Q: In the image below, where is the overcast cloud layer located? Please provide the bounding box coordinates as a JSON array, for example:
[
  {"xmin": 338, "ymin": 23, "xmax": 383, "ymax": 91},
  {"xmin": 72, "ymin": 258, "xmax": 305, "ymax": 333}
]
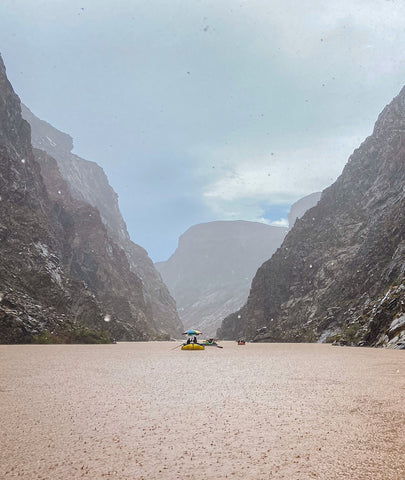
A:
[{"xmin": 1, "ymin": 0, "xmax": 405, "ymax": 261}]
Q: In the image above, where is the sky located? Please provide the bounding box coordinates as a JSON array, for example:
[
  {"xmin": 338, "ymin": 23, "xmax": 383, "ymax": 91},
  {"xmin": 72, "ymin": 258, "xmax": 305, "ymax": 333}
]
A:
[{"xmin": 1, "ymin": 0, "xmax": 405, "ymax": 261}]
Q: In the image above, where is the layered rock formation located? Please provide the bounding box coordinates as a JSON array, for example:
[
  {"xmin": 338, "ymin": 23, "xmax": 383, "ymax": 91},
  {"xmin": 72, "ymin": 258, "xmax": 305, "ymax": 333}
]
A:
[
  {"xmin": 156, "ymin": 221, "xmax": 288, "ymax": 336},
  {"xmin": 0, "ymin": 54, "xmax": 180, "ymax": 343},
  {"xmin": 21, "ymin": 103, "xmax": 182, "ymax": 339},
  {"xmin": 218, "ymin": 87, "xmax": 405, "ymax": 348}
]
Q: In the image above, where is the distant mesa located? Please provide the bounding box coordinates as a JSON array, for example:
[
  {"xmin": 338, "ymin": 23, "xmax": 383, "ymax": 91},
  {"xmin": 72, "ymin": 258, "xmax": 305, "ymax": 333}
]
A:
[
  {"xmin": 156, "ymin": 198, "xmax": 320, "ymax": 338},
  {"xmin": 288, "ymin": 192, "xmax": 321, "ymax": 228}
]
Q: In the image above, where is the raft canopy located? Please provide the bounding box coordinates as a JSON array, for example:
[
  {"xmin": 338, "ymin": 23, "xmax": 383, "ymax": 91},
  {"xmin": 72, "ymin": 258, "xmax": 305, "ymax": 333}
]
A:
[{"xmin": 182, "ymin": 329, "xmax": 202, "ymax": 336}]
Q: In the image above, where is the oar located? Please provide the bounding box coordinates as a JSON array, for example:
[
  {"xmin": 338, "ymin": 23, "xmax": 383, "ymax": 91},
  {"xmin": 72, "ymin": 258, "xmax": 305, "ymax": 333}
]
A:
[{"xmin": 170, "ymin": 343, "xmax": 183, "ymax": 351}]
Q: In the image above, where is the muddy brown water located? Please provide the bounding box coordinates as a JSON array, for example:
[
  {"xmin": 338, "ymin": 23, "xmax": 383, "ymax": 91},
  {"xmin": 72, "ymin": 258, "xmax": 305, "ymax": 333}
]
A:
[{"xmin": 0, "ymin": 342, "xmax": 404, "ymax": 479}]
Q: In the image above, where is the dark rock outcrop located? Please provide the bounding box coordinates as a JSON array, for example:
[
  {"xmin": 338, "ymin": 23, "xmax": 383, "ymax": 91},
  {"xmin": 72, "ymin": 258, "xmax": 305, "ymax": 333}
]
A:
[
  {"xmin": 156, "ymin": 221, "xmax": 288, "ymax": 336},
  {"xmin": 0, "ymin": 54, "xmax": 174, "ymax": 342},
  {"xmin": 33, "ymin": 148, "xmax": 152, "ymax": 340},
  {"xmin": 218, "ymin": 86, "xmax": 405, "ymax": 348},
  {"xmin": 21, "ymin": 103, "xmax": 182, "ymax": 338}
]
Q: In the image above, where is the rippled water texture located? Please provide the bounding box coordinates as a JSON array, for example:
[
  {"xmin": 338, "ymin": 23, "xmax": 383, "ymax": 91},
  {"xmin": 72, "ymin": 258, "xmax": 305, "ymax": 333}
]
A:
[{"xmin": 1, "ymin": 342, "xmax": 404, "ymax": 479}]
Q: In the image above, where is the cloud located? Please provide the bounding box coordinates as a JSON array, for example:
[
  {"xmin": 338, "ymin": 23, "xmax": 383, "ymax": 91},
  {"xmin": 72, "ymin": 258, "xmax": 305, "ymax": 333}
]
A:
[
  {"xmin": 1, "ymin": 0, "xmax": 405, "ymax": 261},
  {"xmin": 200, "ymin": 131, "xmax": 367, "ymax": 221},
  {"xmin": 269, "ymin": 218, "xmax": 289, "ymax": 228}
]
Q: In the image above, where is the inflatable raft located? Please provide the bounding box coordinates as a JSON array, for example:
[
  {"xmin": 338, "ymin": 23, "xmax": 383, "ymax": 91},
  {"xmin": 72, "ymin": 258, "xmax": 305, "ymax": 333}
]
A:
[
  {"xmin": 181, "ymin": 343, "xmax": 205, "ymax": 350},
  {"xmin": 200, "ymin": 340, "xmax": 218, "ymax": 346}
]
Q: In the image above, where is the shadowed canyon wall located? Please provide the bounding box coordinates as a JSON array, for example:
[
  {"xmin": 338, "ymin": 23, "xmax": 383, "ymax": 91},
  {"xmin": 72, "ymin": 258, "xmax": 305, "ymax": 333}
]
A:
[
  {"xmin": 0, "ymin": 54, "xmax": 181, "ymax": 342},
  {"xmin": 21, "ymin": 103, "xmax": 183, "ymax": 339}
]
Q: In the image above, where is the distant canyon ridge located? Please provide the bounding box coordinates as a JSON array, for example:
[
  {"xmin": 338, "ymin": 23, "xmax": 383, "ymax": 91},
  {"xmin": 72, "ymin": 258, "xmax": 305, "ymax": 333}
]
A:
[{"xmin": 156, "ymin": 193, "xmax": 321, "ymax": 337}]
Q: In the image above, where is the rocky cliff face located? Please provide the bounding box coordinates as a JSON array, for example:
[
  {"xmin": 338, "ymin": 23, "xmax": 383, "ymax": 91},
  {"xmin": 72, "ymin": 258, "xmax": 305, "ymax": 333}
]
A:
[
  {"xmin": 21, "ymin": 104, "xmax": 182, "ymax": 338},
  {"xmin": 156, "ymin": 221, "xmax": 288, "ymax": 336},
  {"xmin": 32, "ymin": 148, "xmax": 154, "ymax": 340},
  {"xmin": 0, "ymin": 55, "xmax": 66, "ymax": 342},
  {"xmin": 0, "ymin": 54, "xmax": 172, "ymax": 342},
  {"xmin": 218, "ymin": 87, "xmax": 405, "ymax": 348}
]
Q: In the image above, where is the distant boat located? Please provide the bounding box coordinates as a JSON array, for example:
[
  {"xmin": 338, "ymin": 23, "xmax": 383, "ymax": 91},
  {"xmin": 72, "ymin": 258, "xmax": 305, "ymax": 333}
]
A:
[
  {"xmin": 237, "ymin": 339, "xmax": 246, "ymax": 345},
  {"xmin": 200, "ymin": 338, "xmax": 222, "ymax": 348}
]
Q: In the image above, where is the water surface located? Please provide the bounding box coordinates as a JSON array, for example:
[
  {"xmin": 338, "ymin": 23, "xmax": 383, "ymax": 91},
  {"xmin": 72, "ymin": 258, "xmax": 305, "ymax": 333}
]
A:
[{"xmin": 1, "ymin": 342, "xmax": 404, "ymax": 479}]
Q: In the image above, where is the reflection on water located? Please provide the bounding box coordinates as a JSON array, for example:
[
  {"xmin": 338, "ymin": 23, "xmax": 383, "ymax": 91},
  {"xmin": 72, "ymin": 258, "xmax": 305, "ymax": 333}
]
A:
[{"xmin": 0, "ymin": 342, "xmax": 404, "ymax": 479}]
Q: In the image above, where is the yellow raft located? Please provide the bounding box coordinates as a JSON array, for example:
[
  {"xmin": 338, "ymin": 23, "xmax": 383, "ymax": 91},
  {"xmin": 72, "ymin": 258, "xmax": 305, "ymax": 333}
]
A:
[{"xmin": 181, "ymin": 343, "xmax": 205, "ymax": 350}]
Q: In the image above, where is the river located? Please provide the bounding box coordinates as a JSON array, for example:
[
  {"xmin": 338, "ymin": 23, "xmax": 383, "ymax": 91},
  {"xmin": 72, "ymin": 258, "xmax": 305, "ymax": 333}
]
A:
[{"xmin": 0, "ymin": 342, "xmax": 404, "ymax": 479}]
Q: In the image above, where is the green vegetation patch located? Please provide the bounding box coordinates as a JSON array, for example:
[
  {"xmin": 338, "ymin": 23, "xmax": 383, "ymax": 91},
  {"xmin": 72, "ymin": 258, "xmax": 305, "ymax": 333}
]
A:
[
  {"xmin": 151, "ymin": 332, "xmax": 171, "ymax": 341},
  {"xmin": 344, "ymin": 322, "xmax": 362, "ymax": 344},
  {"xmin": 325, "ymin": 322, "xmax": 363, "ymax": 345},
  {"xmin": 326, "ymin": 334, "xmax": 342, "ymax": 344},
  {"xmin": 32, "ymin": 325, "xmax": 112, "ymax": 344}
]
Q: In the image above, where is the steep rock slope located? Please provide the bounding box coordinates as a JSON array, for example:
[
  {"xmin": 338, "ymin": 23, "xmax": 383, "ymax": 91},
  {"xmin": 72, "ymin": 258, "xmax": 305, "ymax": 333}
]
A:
[
  {"xmin": 21, "ymin": 104, "xmax": 182, "ymax": 338},
  {"xmin": 33, "ymin": 148, "xmax": 152, "ymax": 340},
  {"xmin": 0, "ymin": 55, "xmax": 69, "ymax": 342},
  {"xmin": 0, "ymin": 54, "xmax": 153, "ymax": 342},
  {"xmin": 218, "ymin": 87, "xmax": 405, "ymax": 348},
  {"xmin": 156, "ymin": 221, "xmax": 288, "ymax": 336}
]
